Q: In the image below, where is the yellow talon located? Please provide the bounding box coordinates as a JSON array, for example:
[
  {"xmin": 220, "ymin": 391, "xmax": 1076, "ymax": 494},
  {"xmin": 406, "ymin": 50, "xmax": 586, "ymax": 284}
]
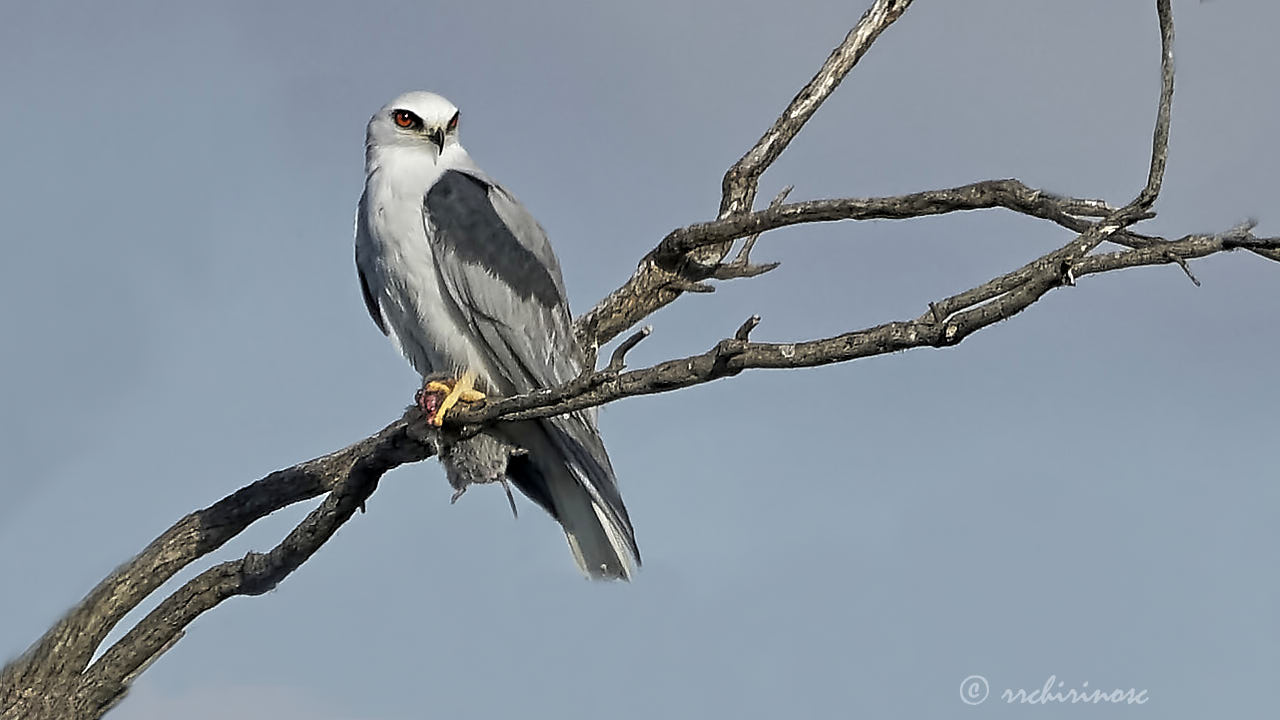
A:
[
  {"xmin": 427, "ymin": 370, "xmax": 485, "ymax": 426},
  {"xmin": 423, "ymin": 381, "xmax": 483, "ymax": 402}
]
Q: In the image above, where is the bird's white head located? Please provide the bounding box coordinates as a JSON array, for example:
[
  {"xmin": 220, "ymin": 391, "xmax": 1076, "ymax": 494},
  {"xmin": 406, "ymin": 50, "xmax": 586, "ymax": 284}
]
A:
[{"xmin": 365, "ymin": 91, "xmax": 466, "ymax": 172}]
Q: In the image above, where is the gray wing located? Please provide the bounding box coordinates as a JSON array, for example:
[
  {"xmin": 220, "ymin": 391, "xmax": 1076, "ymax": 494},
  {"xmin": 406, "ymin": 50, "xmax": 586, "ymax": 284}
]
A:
[
  {"xmin": 423, "ymin": 169, "xmax": 582, "ymax": 394},
  {"xmin": 423, "ymin": 170, "xmax": 637, "ymax": 565}
]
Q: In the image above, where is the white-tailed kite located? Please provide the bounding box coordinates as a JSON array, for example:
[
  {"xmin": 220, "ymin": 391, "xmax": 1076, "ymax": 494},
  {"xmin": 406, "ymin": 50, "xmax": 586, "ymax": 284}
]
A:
[{"xmin": 354, "ymin": 91, "xmax": 639, "ymax": 579}]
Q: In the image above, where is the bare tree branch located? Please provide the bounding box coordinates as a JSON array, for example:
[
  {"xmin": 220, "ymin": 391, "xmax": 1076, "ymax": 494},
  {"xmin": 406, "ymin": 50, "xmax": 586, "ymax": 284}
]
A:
[
  {"xmin": 575, "ymin": 0, "xmax": 915, "ymax": 351},
  {"xmin": 656, "ymin": 180, "xmax": 1131, "ymax": 259},
  {"xmin": 710, "ymin": 186, "xmax": 790, "ymax": 281},
  {"xmin": 0, "ymin": 418, "xmax": 438, "ymax": 719},
  {"xmin": 459, "ymin": 234, "xmax": 1280, "ymax": 425},
  {"xmin": 716, "ymin": 0, "xmax": 915, "ymax": 218},
  {"xmin": 4, "ymin": 2, "xmax": 1275, "ymax": 719}
]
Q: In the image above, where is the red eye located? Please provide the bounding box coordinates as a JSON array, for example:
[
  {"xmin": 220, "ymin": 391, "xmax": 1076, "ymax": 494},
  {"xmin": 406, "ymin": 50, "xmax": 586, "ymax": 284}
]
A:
[
  {"xmin": 446, "ymin": 111, "xmax": 459, "ymax": 132},
  {"xmin": 393, "ymin": 110, "xmax": 419, "ymax": 129}
]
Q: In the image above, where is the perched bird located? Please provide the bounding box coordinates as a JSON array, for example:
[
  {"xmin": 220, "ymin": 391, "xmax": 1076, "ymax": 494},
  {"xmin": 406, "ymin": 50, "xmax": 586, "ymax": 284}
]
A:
[{"xmin": 354, "ymin": 91, "xmax": 639, "ymax": 579}]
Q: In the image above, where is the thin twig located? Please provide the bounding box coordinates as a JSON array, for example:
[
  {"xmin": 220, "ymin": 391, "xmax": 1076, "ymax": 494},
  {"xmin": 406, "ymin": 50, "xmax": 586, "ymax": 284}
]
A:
[{"xmin": 607, "ymin": 326, "xmax": 653, "ymax": 373}]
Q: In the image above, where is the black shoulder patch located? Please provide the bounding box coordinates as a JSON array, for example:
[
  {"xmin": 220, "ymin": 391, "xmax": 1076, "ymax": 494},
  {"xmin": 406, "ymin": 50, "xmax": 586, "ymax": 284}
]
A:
[{"xmin": 425, "ymin": 170, "xmax": 561, "ymax": 307}]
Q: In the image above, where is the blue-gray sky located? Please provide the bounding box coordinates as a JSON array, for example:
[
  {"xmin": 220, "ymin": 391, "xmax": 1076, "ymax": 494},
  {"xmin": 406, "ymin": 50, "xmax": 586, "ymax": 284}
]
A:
[{"xmin": 2, "ymin": 1, "xmax": 1277, "ymax": 717}]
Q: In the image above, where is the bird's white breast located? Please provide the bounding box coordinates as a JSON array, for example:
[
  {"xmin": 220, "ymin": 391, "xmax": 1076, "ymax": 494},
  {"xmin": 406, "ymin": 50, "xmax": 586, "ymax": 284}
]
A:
[{"xmin": 361, "ymin": 165, "xmax": 495, "ymax": 387}]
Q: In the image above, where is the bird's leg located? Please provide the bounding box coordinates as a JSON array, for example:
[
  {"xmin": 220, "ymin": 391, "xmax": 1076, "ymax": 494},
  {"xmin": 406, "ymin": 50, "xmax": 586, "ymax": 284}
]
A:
[{"xmin": 424, "ymin": 369, "xmax": 485, "ymax": 426}]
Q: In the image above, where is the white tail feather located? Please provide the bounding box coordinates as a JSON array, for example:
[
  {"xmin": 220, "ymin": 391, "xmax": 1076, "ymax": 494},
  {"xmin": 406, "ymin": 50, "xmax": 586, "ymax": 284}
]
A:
[
  {"xmin": 500, "ymin": 419, "xmax": 637, "ymax": 580},
  {"xmin": 549, "ymin": 478, "xmax": 634, "ymax": 580}
]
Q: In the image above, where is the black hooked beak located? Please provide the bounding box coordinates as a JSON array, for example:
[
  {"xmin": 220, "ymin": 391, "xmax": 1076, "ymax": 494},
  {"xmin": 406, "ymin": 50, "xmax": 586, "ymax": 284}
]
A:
[{"xmin": 429, "ymin": 127, "xmax": 445, "ymax": 152}]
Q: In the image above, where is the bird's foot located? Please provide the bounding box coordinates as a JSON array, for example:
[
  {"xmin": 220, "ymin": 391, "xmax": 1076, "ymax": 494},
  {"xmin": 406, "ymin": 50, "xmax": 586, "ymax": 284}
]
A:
[{"xmin": 418, "ymin": 370, "xmax": 486, "ymax": 426}]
